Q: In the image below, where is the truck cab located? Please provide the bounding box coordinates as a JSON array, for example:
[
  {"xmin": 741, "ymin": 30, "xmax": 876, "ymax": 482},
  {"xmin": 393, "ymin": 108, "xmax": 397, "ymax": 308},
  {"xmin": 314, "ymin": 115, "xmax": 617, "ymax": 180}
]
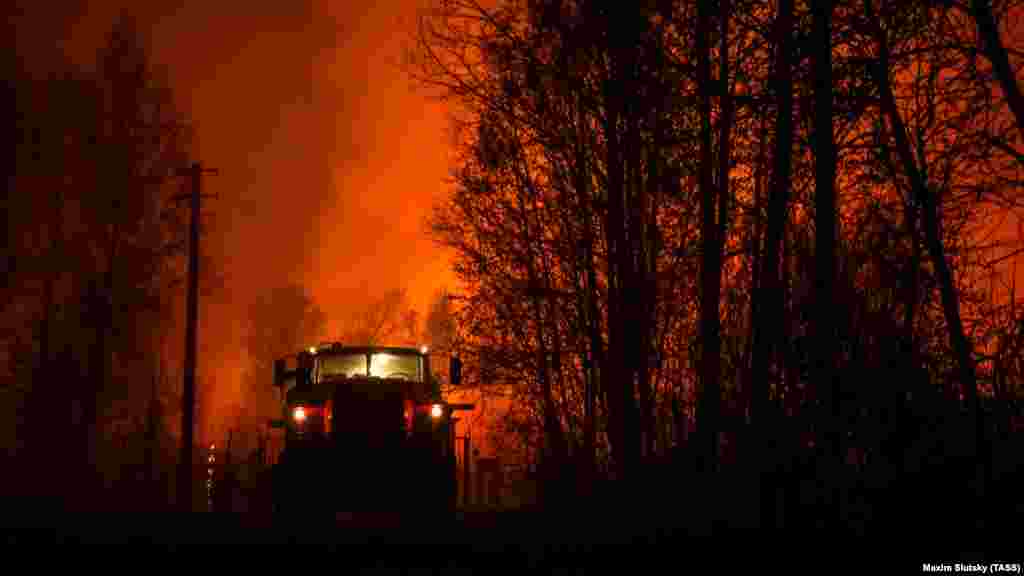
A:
[{"xmin": 269, "ymin": 343, "xmax": 466, "ymax": 516}]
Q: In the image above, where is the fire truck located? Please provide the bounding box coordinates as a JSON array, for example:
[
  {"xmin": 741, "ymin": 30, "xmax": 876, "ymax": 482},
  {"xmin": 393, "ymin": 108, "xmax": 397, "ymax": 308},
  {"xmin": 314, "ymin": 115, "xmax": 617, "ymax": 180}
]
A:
[{"xmin": 268, "ymin": 343, "xmax": 468, "ymax": 516}]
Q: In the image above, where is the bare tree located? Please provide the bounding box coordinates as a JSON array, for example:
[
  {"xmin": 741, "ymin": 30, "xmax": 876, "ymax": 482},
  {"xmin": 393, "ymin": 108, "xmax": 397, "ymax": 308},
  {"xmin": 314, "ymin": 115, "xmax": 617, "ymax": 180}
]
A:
[{"xmin": 337, "ymin": 287, "xmax": 416, "ymax": 346}]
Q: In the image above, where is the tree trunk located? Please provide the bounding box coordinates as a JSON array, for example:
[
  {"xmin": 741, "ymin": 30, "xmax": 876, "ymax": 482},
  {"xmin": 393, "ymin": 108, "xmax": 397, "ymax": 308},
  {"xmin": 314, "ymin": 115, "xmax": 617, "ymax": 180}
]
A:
[
  {"xmin": 812, "ymin": 0, "xmax": 841, "ymax": 526},
  {"xmin": 624, "ymin": 73, "xmax": 648, "ymax": 465},
  {"xmin": 575, "ymin": 93, "xmax": 602, "ymax": 476},
  {"xmin": 750, "ymin": 0, "xmax": 794, "ymax": 528},
  {"xmin": 696, "ymin": 0, "xmax": 722, "ymax": 475},
  {"xmin": 970, "ymin": 0, "xmax": 1024, "ymax": 138},
  {"xmin": 745, "ymin": 115, "xmax": 768, "ymax": 409},
  {"xmin": 717, "ymin": 0, "xmax": 734, "ymax": 265},
  {"xmin": 601, "ymin": 35, "xmax": 632, "ymax": 482}
]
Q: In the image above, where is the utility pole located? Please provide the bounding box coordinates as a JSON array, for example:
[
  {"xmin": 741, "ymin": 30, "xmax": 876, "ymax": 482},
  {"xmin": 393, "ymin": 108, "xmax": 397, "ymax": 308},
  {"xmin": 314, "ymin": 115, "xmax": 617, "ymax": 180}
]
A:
[{"xmin": 177, "ymin": 161, "xmax": 217, "ymax": 512}]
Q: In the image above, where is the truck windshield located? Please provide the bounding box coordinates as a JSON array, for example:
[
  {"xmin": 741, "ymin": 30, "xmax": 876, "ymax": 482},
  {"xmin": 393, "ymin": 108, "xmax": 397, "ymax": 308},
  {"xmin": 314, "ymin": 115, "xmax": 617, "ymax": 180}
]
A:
[
  {"xmin": 317, "ymin": 353, "xmax": 367, "ymax": 379},
  {"xmin": 315, "ymin": 351, "xmax": 423, "ymax": 382},
  {"xmin": 369, "ymin": 353, "xmax": 422, "ymax": 381}
]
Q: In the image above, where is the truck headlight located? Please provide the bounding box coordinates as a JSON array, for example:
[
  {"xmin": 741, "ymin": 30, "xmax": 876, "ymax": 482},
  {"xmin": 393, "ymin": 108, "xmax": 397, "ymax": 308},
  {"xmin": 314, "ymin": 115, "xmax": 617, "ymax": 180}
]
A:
[{"xmin": 431, "ymin": 404, "xmax": 443, "ymax": 419}]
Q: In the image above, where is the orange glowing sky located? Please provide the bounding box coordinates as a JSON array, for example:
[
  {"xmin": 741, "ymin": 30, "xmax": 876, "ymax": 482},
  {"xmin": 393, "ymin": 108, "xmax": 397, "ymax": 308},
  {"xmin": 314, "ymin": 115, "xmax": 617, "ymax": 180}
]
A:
[
  {"xmin": 40, "ymin": 0, "xmax": 459, "ymax": 437},
  {"xmin": 172, "ymin": 1, "xmax": 458, "ymax": 435},
  {"xmin": 17, "ymin": 0, "xmax": 1023, "ymax": 445}
]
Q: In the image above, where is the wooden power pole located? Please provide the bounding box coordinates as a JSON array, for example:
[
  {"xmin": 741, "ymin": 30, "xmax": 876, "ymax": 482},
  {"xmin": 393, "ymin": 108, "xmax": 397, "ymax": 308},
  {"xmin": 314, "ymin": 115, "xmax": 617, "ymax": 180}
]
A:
[{"xmin": 177, "ymin": 161, "xmax": 217, "ymax": 512}]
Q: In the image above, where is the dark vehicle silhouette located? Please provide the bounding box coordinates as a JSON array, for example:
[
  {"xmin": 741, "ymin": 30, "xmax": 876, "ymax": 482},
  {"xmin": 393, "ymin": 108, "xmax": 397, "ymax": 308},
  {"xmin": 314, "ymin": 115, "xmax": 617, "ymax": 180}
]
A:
[{"xmin": 268, "ymin": 343, "xmax": 466, "ymax": 518}]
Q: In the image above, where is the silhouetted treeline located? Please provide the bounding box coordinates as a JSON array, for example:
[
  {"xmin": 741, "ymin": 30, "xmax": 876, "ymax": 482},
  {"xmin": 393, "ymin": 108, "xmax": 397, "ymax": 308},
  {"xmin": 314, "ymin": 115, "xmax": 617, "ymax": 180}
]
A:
[
  {"xmin": 411, "ymin": 0, "xmax": 1024, "ymax": 528},
  {"xmin": 2, "ymin": 13, "xmax": 208, "ymax": 510}
]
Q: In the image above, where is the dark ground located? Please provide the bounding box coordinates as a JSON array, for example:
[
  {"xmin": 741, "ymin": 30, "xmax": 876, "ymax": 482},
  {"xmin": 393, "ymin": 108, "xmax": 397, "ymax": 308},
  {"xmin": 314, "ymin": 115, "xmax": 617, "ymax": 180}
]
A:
[
  {"xmin": 0, "ymin": 508, "xmax": 1013, "ymax": 575},
  {"xmin": 3, "ymin": 414, "xmax": 1021, "ymax": 565},
  {"xmin": 1, "ymin": 472, "xmax": 1017, "ymax": 563}
]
